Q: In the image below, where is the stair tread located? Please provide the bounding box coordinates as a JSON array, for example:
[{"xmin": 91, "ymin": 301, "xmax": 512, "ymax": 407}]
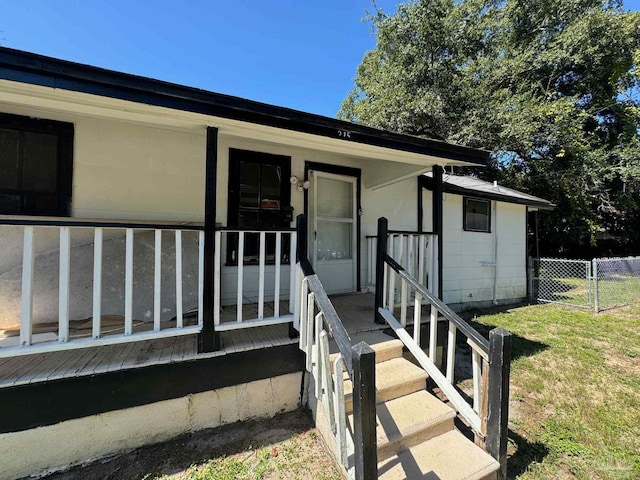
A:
[
  {"xmin": 374, "ymin": 390, "xmax": 456, "ymax": 447},
  {"xmin": 343, "ymin": 357, "xmax": 428, "ymax": 398},
  {"xmin": 377, "ymin": 430, "xmax": 500, "ymax": 480},
  {"xmin": 330, "ymin": 339, "xmax": 403, "ymax": 367}
]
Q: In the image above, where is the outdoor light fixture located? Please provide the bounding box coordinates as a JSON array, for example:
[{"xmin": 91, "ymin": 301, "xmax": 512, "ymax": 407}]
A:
[{"xmin": 289, "ymin": 176, "xmax": 310, "ymax": 192}]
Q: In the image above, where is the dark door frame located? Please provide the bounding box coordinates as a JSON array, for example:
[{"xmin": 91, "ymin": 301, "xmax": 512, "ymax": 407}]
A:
[{"xmin": 303, "ymin": 161, "xmax": 362, "ymax": 292}]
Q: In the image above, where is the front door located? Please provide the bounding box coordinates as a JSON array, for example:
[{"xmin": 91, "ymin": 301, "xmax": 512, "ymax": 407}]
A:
[{"xmin": 309, "ymin": 170, "xmax": 357, "ymax": 294}]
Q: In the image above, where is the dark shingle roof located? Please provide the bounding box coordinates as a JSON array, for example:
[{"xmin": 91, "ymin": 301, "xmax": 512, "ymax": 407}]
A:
[{"xmin": 423, "ymin": 173, "xmax": 554, "ymax": 209}]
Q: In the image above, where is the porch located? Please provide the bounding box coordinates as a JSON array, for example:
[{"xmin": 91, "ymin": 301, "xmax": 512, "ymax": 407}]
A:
[{"xmin": 0, "ymin": 293, "xmax": 389, "ymax": 389}]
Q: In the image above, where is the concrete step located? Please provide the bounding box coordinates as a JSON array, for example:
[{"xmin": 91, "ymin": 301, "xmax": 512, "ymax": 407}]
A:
[
  {"xmin": 347, "ymin": 390, "xmax": 456, "ymax": 462},
  {"xmin": 343, "ymin": 357, "xmax": 427, "ymax": 414},
  {"xmin": 330, "ymin": 339, "xmax": 403, "ymax": 370},
  {"xmin": 377, "ymin": 429, "xmax": 500, "ymax": 480},
  {"xmin": 378, "ymin": 390, "xmax": 457, "ymax": 461}
]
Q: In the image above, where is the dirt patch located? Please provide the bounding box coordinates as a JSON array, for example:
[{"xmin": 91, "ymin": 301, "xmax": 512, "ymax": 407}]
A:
[{"xmin": 35, "ymin": 409, "xmax": 340, "ymax": 480}]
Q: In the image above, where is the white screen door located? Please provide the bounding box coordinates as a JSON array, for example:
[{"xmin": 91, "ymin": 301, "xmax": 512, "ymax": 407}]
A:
[{"xmin": 309, "ymin": 170, "xmax": 357, "ymax": 294}]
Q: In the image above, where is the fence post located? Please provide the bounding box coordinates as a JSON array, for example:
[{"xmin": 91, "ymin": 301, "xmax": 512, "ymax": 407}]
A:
[
  {"xmin": 374, "ymin": 217, "xmax": 388, "ymax": 324},
  {"xmin": 593, "ymin": 258, "xmax": 599, "ymax": 313},
  {"xmin": 486, "ymin": 327, "xmax": 512, "ymax": 480},
  {"xmin": 352, "ymin": 341, "xmax": 377, "ymax": 480}
]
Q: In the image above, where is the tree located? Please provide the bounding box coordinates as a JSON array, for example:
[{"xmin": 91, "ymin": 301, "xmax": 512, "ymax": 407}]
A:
[{"xmin": 340, "ymin": 0, "xmax": 640, "ymax": 257}]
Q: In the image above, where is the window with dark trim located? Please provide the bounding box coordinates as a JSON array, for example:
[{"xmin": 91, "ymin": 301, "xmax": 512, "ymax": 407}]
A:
[
  {"xmin": 227, "ymin": 149, "xmax": 292, "ymax": 265},
  {"xmin": 463, "ymin": 197, "xmax": 491, "ymax": 232},
  {"xmin": 0, "ymin": 113, "xmax": 74, "ymax": 216}
]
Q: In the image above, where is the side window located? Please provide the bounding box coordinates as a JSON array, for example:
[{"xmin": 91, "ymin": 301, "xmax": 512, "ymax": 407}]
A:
[
  {"xmin": 464, "ymin": 197, "xmax": 491, "ymax": 232},
  {"xmin": 0, "ymin": 113, "xmax": 74, "ymax": 216},
  {"xmin": 227, "ymin": 149, "xmax": 291, "ymax": 264}
]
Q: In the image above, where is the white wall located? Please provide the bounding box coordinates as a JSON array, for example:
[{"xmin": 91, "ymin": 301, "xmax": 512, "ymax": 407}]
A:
[{"xmin": 423, "ymin": 190, "xmax": 527, "ymax": 308}]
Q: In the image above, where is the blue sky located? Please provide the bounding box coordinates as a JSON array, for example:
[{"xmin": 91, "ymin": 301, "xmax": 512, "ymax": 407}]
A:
[{"xmin": 1, "ymin": 0, "xmax": 638, "ymax": 118}]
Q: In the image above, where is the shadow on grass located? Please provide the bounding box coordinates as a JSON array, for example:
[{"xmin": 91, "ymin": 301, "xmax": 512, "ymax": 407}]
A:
[
  {"xmin": 506, "ymin": 429, "xmax": 549, "ymax": 479},
  {"xmin": 459, "ymin": 304, "xmax": 549, "ymax": 362}
]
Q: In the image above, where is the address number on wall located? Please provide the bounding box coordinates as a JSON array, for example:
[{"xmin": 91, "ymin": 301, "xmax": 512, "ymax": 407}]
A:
[{"xmin": 337, "ymin": 129, "xmax": 352, "ymax": 139}]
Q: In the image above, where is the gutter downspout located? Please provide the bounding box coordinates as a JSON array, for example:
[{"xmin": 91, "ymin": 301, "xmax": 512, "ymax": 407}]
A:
[{"xmin": 492, "ymin": 198, "xmax": 499, "ymax": 305}]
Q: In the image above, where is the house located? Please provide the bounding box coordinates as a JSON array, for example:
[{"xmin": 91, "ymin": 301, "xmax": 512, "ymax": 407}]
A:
[
  {"xmin": 417, "ymin": 172, "xmax": 554, "ymax": 309},
  {"xmin": 0, "ymin": 47, "xmax": 515, "ymax": 480}
]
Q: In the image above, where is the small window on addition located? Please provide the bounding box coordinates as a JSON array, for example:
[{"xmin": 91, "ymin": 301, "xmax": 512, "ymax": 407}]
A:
[{"xmin": 464, "ymin": 197, "xmax": 491, "ymax": 232}]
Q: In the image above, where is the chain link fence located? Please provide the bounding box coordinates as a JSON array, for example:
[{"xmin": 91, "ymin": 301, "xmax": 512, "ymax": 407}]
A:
[{"xmin": 530, "ymin": 256, "xmax": 640, "ymax": 312}]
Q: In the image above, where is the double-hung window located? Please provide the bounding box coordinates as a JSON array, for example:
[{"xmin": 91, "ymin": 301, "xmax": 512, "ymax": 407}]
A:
[
  {"xmin": 0, "ymin": 113, "xmax": 74, "ymax": 216},
  {"xmin": 227, "ymin": 149, "xmax": 291, "ymax": 265}
]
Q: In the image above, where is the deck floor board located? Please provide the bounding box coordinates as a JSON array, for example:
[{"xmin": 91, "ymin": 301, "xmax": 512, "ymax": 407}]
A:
[{"xmin": 0, "ymin": 293, "xmax": 387, "ymax": 388}]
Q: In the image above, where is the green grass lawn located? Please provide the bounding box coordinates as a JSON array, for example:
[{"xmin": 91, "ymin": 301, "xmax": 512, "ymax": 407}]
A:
[{"xmin": 463, "ymin": 303, "xmax": 640, "ymax": 480}]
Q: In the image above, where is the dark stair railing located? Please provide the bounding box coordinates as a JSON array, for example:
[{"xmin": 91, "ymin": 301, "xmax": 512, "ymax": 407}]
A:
[{"xmin": 296, "ymin": 214, "xmax": 377, "ymax": 480}]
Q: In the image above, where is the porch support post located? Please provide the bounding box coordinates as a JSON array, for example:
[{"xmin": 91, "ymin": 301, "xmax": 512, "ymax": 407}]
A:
[
  {"xmin": 432, "ymin": 165, "xmax": 444, "ymax": 299},
  {"xmin": 417, "ymin": 176, "xmax": 425, "ymax": 233},
  {"xmin": 374, "ymin": 217, "xmax": 388, "ymax": 324},
  {"xmin": 199, "ymin": 126, "xmax": 220, "ymax": 353}
]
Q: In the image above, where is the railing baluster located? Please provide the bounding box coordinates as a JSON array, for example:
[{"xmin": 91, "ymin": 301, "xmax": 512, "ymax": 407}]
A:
[
  {"xmin": 429, "ymin": 306, "xmax": 438, "ymax": 362},
  {"xmin": 274, "ymin": 232, "xmax": 281, "ymax": 318},
  {"xmin": 315, "ymin": 312, "xmax": 322, "ymax": 398},
  {"xmin": 407, "ymin": 234, "xmax": 414, "ymax": 277},
  {"xmin": 299, "ymin": 278, "xmax": 308, "ymax": 352},
  {"xmin": 213, "ymin": 230, "xmax": 221, "ymax": 327},
  {"xmin": 428, "ymin": 235, "xmax": 435, "ymax": 292},
  {"xmin": 306, "ymin": 292, "xmax": 315, "ymax": 372},
  {"xmin": 154, "ymin": 229, "xmax": 162, "ymax": 332},
  {"xmin": 320, "ymin": 330, "xmax": 335, "ymax": 430},
  {"xmin": 124, "ymin": 228, "xmax": 134, "ymax": 335},
  {"xmin": 236, "ymin": 232, "xmax": 244, "ymax": 323},
  {"xmin": 20, "ymin": 226, "xmax": 35, "ymax": 347},
  {"xmin": 258, "ymin": 231, "xmax": 266, "ymax": 320},
  {"xmin": 198, "ymin": 230, "xmax": 204, "ymax": 327},
  {"xmin": 418, "ymin": 235, "xmax": 426, "ymax": 287},
  {"xmin": 289, "ymin": 232, "xmax": 297, "ymax": 315},
  {"xmin": 472, "ymin": 349, "xmax": 482, "ymax": 413},
  {"xmin": 446, "ymin": 321, "xmax": 457, "ymax": 383},
  {"xmin": 175, "ymin": 230, "xmax": 183, "ymax": 329},
  {"xmin": 92, "ymin": 227, "xmax": 103, "ymax": 339},
  {"xmin": 389, "ymin": 249, "xmax": 396, "ymax": 314},
  {"xmin": 433, "ymin": 237, "xmax": 439, "ymax": 298},
  {"xmin": 333, "ymin": 355, "xmax": 347, "ymax": 467},
  {"xmin": 382, "ymin": 262, "xmax": 388, "ymax": 309},
  {"xmin": 400, "ymin": 278, "xmax": 408, "ymax": 327},
  {"xmin": 413, "ymin": 291, "xmax": 422, "ymax": 344},
  {"xmin": 58, "ymin": 226, "xmax": 71, "ymax": 343}
]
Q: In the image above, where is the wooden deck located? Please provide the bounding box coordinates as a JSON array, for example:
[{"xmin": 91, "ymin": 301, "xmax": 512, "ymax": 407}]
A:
[{"xmin": 0, "ymin": 293, "xmax": 386, "ymax": 389}]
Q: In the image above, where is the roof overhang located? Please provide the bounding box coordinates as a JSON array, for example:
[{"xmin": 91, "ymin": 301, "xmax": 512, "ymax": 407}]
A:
[
  {"xmin": 420, "ymin": 175, "xmax": 555, "ymax": 210},
  {"xmin": 0, "ymin": 47, "xmax": 490, "ymax": 176}
]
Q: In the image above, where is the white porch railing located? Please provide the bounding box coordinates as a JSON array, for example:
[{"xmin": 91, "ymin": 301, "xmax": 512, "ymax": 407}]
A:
[
  {"xmin": 0, "ymin": 217, "xmax": 204, "ymax": 358},
  {"xmin": 366, "ymin": 231, "xmax": 438, "ymax": 298},
  {"xmin": 214, "ymin": 228, "xmax": 297, "ymax": 331}
]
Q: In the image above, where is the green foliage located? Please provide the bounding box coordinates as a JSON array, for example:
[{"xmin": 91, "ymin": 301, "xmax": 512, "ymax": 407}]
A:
[{"xmin": 341, "ymin": 0, "xmax": 640, "ymax": 256}]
